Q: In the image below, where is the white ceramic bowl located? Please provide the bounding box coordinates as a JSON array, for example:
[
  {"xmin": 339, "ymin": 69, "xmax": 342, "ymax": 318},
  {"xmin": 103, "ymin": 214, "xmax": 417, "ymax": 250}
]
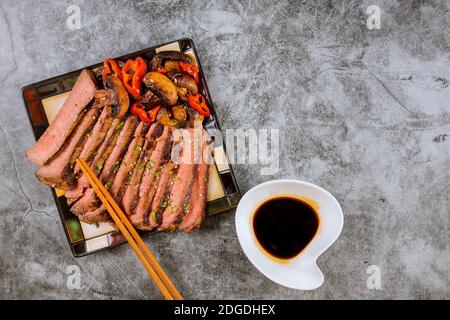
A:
[{"xmin": 235, "ymin": 179, "xmax": 343, "ymax": 290}]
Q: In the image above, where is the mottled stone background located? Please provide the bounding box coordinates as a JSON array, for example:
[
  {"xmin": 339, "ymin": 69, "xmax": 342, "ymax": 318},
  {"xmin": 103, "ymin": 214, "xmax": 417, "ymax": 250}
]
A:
[{"xmin": 0, "ymin": 0, "xmax": 448, "ymax": 299}]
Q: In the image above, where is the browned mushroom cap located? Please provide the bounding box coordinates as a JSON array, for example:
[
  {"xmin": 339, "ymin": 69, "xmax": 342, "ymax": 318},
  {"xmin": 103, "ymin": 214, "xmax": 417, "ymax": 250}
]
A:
[
  {"xmin": 139, "ymin": 90, "xmax": 161, "ymax": 108},
  {"xmin": 143, "ymin": 71, "xmax": 178, "ymax": 106},
  {"xmin": 93, "ymin": 89, "xmax": 118, "ymax": 109},
  {"xmin": 156, "ymin": 107, "xmax": 179, "ymax": 127},
  {"xmin": 172, "ymin": 105, "xmax": 187, "ymax": 122},
  {"xmin": 172, "ymin": 74, "xmax": 198, "ymax": 95},
  {"xmin": 149, "ymin": 51, "xmax": 192, "ymax": 71},
  {"xmin": 104, "ymin": 75, "xmax": 129, "ymax": 117},
  {"xmin": 164, "ymin": 60, "xmax": 180, "ymax": 72},
  {"xmin": 186, "ymin": 107, "xmax": 204, "ymax": 128},
  {"xmin": 176, "ymin": 87, "xmax": 188, "ymax": 101}
]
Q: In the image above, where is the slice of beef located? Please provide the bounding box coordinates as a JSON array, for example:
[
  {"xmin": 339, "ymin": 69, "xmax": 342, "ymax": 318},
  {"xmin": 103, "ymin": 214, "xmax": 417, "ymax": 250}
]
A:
[
  {"xmin": 99, "ymin": 115, "xmax": 139, "ymax": 185},
  {"xmin": 78, "ymin": 206, "xmax": 109, "ymax": 224},
  {"xmin": 122, "ymin": 124, "xmax": 166, "ymax": 216},
  {"xmin": 75, "ymin": 106, "xmax": 114, "ymax": 173},
  {"xmin": 130, "ymin": 130, "xmax": 173, "ymax": 229},
  {"xmin": 146, "ymin": 161, "xmax": 179, "ymax": 230},
  {"xmin": 69, "ymin": 189, "xmax": 99, "ymax": 216},
  {"xmin": 109, "ymin": 121, "xmax": 150, "ymax": 204},
  {"xmin": 70, "ymin": 116, "xmax": 139, "ymax": 216},
  {"xmin": 179, "ymin": 138, "xmax": 212, "ymax": 232},
  {"xmin": 78, "ymin": 120, "xmax": 149, "ymax": 222},
  {"xmin": 35, "ymin": 107, "xmax": 100, "ymax": 189},
  {"xmin": 65, "ymin": 106, "xmax": 114, "ymax": 203},
  {"xmin": 26, "ymin": 69, "xmax": 97, "ymax": 165},
  {"xmin": 68, "ymin": 116, "xmax": 122, "ymax": 213},
  {"xmin": 78, "ymin": 116, "xmax": 122, "ymax": 190},
  {"xmin": 158, "ymin": 129, "xmax": 198, "ymax": 231},
  {"xmin": 65, "ymin": 190, "xmax": 82, "ymax": 206}
]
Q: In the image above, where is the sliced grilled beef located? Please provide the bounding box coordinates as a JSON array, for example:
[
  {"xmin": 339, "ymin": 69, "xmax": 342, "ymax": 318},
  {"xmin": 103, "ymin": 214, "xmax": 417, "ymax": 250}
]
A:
[
  {"xmin": 179, "ymin": 138, "xmax": 212, "ymax": 232},
  {"xmin": 76, "ymin": 106, "xmax": 114, "ymax": 172},
  {"xmin": 69, "ymin": 188, "xmax": 99, "ymax": 216},
  {"xmin": 109, "ymin": 121, "xmax": 150, "ymax": 203},
  {"xmin": 78, "ymin": 206, "xmax": 109, "ymax": 224},
  {"xmin": 69, "ymin": 116, "xmax": 122, "ymax": 214},
  {"xmin": 65, "ymin": 106, "xmax": 114, "ymax": 202},
  {"xmin": 99, "ymin": 116, "xmax": 139, "ymax": 185},
  {"xmin": 70, "ymin": 116, "xmax": 139, "ymax": 216},
  {"xmin": 121, "ymin": 123, "xmax": 165, "ymax": 215},
  {"xmin": 78, "ymin": 116, "xmax": 122, "ymax": 190},
  {"xmin": 158, "ymin": 129, "xmax": 198, "ymax": 231},
  {"xmin": 26, "ymin": 69, "xmax": 97, "ymax": 165},
  {"xmin": 130, "ymin": 131, "xmax": 173, "ymax": 229},
  {"xmin": 147, "ymin": 161, "xmax": 179, "ymax": 230},
  {"xmin": 35, "ymin": 107, "xmax": 100, "ymax": 189}
]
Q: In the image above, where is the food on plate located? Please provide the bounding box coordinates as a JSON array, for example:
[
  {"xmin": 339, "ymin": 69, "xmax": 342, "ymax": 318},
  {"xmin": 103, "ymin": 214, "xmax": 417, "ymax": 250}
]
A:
[
  {"xmin": 26, "ymin": 51, "xmax": 213, "ymax": 232},
  {"xmin": 188, "ymin": 93, "xmax": 211, "ymax": 116},
  {"xmin": 143, "ymin": 71, "xmax": 178, "ymax": 106},
  {"xmin": 35, "ymin": 107, "xmax": 100, "ymax": 189},
  {"xmin": 122, "ymin": 57, "xmax": 146, "ymax": 98},
  {"xmin": 104, "ymin": 75, "xmax": 129, "ymax": 116},
  {"xmin": 149, "ymin": 51, "xmax": 192, "ymax": 72},
  {"xmin": 25, "ymin": 69, "xmax": 97, "ymax": 165}
]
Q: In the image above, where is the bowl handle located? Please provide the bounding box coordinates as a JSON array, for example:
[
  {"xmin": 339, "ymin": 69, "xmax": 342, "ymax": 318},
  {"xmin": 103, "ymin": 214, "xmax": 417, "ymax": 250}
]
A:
[{"xmin": 298, "ymin": 260, "xmax": 325, "ymax": 290}]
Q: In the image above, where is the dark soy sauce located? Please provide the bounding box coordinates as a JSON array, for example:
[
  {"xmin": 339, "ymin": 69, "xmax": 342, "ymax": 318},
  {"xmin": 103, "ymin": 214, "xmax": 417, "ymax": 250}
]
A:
[{"xmin": 252, "ymin": 196, "xmax": 319, "ymax": 260}]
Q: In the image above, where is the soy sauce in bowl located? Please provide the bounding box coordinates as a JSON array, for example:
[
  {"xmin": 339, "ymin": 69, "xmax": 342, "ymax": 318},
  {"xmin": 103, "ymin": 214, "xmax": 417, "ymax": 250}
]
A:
[{"xmin": 252, "ymin": 196, "xmax": 320, "ymax": 260}]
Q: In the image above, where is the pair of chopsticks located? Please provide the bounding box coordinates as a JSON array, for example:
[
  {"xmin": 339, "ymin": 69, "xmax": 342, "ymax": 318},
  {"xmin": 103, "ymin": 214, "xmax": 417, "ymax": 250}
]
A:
[{"xmin": 76, "ymin": 158, "xmax": 183, "ymax": 300}]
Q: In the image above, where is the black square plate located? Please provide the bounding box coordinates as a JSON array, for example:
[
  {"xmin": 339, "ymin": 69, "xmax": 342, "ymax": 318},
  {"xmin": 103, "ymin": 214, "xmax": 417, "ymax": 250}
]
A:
[{"xmin": 22, "ymin": 38, "xmax": 241, "ymax": 257}]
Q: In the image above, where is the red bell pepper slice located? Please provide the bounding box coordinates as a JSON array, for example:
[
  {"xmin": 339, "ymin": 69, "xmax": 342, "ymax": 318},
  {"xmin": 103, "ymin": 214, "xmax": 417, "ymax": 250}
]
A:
[
  {"xmin": 188, "ymin": 93, "xmax": 210, "ymax": 117},
  {"xmin": 130, "ymin": 102, "xmax": 161, "ymax": 123},
  {"xmin": 102, "ymin": 58, "xmax": 122, "ymax": 80},
  {"xmin": 122, "ymin": 57, "xmax": 147, "ymax": 98},
  {"xmin": 147, "ymin": 105, "xmax": 161, "ymax": 122},
  {"xmin": 179, "ymin": 61, "xmax": 199, "ymax": 84},
  {"xmin": 157, "ymin": 66, "xmax": 169, "ymax": 74}
]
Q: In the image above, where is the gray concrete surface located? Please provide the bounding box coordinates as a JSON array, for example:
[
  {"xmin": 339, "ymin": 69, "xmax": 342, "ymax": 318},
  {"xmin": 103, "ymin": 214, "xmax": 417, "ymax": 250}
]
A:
[{"xmin": 0, "ymin": 0, "xmax": 448, "ymax": 299}]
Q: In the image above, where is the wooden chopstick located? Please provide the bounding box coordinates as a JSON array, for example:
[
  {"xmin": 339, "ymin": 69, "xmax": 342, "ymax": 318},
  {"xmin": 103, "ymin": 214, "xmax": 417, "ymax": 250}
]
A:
[{"xmin": 76, "ymin": 158, "xmax": 183, "ymax": 300}]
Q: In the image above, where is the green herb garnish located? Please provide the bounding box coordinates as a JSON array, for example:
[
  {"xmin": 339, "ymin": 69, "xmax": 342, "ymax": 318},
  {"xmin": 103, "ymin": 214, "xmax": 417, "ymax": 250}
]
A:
[
  {"xmin": 95, "ymin": 163, "xmax": 103, "ymax": 173},
  {"xmin": 150, "ymin": 211, "xmax": 156, "ymax": 221},
  {"xmin": 104, "ymin": 181, "xmax": 111, "ymax": 189},
  {"xmin": 134, "ymin": 144, "xmax": 142, "ymax": 152},
  {"xmin": 116, "ymin": 120, "xmax": 125, "ymax": 130},
  {"xmin": 113, "ymin": 160, "xmax": 120, "ymax": 173}
]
